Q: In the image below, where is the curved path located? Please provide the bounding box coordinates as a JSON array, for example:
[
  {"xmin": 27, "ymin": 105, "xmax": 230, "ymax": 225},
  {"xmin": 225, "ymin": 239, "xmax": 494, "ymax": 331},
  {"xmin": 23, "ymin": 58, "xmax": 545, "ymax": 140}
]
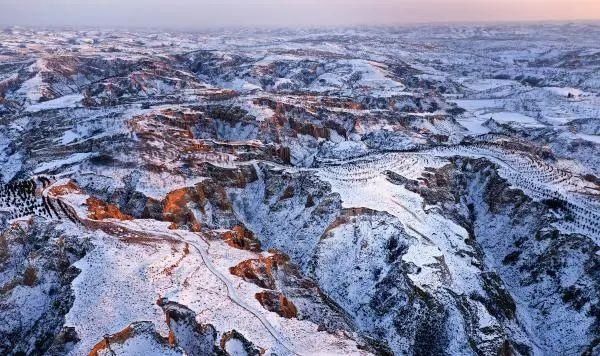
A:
[
  {"xmin": 42, "ymin": 180, "xmax": 301, "ymax": 356},
  {"xmin": 173, "ymin": 231, "xmax": 300, "ymax": 355}
]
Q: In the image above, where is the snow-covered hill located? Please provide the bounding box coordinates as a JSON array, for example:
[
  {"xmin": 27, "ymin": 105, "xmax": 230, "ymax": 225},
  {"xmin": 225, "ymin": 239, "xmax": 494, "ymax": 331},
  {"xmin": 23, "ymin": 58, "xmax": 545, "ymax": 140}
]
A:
[{"xmin": 0, "ymin": 24, "xmax": 598, "ymax": 356}]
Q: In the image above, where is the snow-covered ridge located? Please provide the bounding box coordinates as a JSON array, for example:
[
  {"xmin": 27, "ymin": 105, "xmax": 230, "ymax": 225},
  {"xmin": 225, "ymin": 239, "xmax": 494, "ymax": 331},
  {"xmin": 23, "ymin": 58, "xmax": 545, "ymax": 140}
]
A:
[{"xmin": 1, "ymin": 24, "xmax": 599, "ymax": 356}]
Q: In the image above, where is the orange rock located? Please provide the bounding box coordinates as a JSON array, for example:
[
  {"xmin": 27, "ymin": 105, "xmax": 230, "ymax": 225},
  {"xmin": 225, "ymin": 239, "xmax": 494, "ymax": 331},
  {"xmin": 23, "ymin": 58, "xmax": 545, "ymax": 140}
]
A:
[
  {"xmin": 89, "ymin": 325, "xmax": 135, "ymax": 356},
  {"xmin": 158, "ymin": 180, "xmax": 242, "ymax": 231},
  {"xmin": 221, "ymin": 225, "xmax": 261, "ymax": 252},
  {"xmin": 48, "ymin": 181, "xmax": 84, "ymax": 196},
  {"xmin": 86, "ymin": 197, "xmax": 133, "ymax": 221},
  {"xmin": 164, "ymin": 189, "xmax": 189, "ymax": 217},
  {"xmin": 229, "ymin": 253, "xmax": 290, "ymax": 290},
  {"xmin": 255, "ymin": 290, "xmax": 298, "ymax": 319},
  {"xmin": 163, "ymin": 188, "xmax": 202, "ymax": 231},
  {"xmin": 168, "ymin": 329, "xmax": 177, "ymax": 346}
]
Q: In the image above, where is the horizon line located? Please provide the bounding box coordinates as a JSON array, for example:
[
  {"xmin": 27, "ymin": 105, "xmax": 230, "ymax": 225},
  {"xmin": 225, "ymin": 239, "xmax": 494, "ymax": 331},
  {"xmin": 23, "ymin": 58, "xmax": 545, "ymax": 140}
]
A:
[{"xmin": 3, "ymin": 18, "xmax": 600, "ymax": 33}]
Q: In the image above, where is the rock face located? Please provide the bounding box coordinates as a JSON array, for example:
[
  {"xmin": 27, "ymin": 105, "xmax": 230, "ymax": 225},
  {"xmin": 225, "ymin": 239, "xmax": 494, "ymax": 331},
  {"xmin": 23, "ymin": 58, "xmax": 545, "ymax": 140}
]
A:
[
  {"xmin": 230, "ymin": 255, "xmax": 283, "ymax": 290},
  {"xmin": 86, "ymin": 197, "xmax": 133, "ymax": 221},
  {"xmin": 404, "ymin": 158, "xmax": 600, "ymax": 354},
  {"xmin": 0, "ymin": 219, "xmax": 88, "ymax": 356},
  {"xmin": 220, "ymin": 225, "xmax": 262, "ymax": 252},
  {"xmin": 155, "ymin": 299, "xmax": 265, "ymax": 356},
  {"xmin": 228, "ymin": 168, "xmax": 524, "ymax": 354},
  {"xmin": 220, "ymin": 330, "xmax": 262, "ymax": 356},
  {"xmin": 85, "ymin": 299, "xmax": 263, "ymax": 356},
  {"xmin": 229, "ymin": 250, "xmax": 356, "ymax": 334},
  {"xmin": 1, "ymin": 24, "xmax": 599, "ymax": 356},
  {"xmin": 88, "ymin": 321, "xmax": 181, "ymax": 356},
  {"xmin": 157, "ymin": 299, "xmax": 222, "ymax": 356},
  {"xmin": 255, "ymin": 290, "xmax": 298, "ymax": 319}
]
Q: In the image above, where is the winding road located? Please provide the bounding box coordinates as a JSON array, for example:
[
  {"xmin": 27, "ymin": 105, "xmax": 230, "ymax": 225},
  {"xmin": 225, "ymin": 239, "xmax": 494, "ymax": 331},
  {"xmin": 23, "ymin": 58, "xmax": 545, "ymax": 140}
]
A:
[{"xmin": 42, "ymin": 179, "xmax": 301, "ymax": 356}]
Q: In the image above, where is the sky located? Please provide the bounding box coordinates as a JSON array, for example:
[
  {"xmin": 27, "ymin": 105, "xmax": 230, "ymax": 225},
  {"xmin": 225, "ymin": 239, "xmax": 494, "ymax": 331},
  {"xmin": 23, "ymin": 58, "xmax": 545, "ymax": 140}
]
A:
[{"xmin": 0, "ymin": 0, "xmax": 599, "ymax": 28}]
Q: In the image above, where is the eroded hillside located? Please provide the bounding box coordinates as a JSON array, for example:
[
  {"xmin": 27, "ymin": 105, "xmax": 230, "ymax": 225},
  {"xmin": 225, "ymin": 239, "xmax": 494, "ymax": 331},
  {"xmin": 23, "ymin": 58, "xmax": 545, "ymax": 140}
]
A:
[{"xmin": 0, "ymin": 24, "xmax": 599, "ymax": 355}]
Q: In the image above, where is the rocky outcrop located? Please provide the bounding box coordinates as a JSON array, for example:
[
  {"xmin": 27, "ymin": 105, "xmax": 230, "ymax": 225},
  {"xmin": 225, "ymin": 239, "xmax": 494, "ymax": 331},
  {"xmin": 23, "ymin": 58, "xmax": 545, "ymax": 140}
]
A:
[
  {"xmin": 220, "ymin": 225, "xmax": 262, "ymax": 251},
  {"xmin": 255, "ymin": 290, "xmax": 298, "ymax": 318},
  {"xmin": 86, "ymin": 197, "xmax": 133, "ymax": 221},
  {"xmin": 220, "ymin": 330, "xmax": 262, "ymax": 356},
  {"xmin": 156, "ymin": 298, "xmax": 261, "ymax": 356},
  {"xmin": 228, "ymin": 164, "xmax": 536, "ymax": 355},
  {"xmin": 0, "ymin": 219, "xmax": 89, "ymax": 356},
  {"xmin": 48, "ymin": 180, "xmax": 84, "ymax": 197},
  {"xmin": 88, "ymin": 321, "xmax": 180, "ymax": 356},
  {"xmin": 314, "ymin": 208, "xmax": 466, "ymax": 355},
  {"xmin": 157, "ymin": 298, "xmax": 222, "ymax": 356},
  {"xmin": 142, "ymin": 173, "xmax": 252, "ymax": 230},
  {"xmin": 44, "ymin": 327, "xmax": 80, "ymax": 356},
  {"xmin": 230, "ymin": 254, "xmax": 285, "ymax": 289},
  {"xmin": 229, "ymin": 164, "xmax": 343, "ymax": 270},
  {"xmin": 404, "ymin": 158, "xmax": 600, "ymax": 355},
  {"xmin": 229, "ymin": 251, "xmax": 355, "ymax": 334}
]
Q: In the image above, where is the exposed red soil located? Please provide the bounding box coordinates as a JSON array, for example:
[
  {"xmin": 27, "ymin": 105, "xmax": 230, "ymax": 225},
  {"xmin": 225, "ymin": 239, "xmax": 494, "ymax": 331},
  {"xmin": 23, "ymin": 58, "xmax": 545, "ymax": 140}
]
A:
[
  {"xmin": 220, "ymin": 225, "xmax": 261, "ymax": 252},
  {"xmin": 86, "ymin": 197, "xmax": 133, "ymax": 221},
  {"xmin": 255, "ymin": 290, "xmax": 298, "ymax": 319}
]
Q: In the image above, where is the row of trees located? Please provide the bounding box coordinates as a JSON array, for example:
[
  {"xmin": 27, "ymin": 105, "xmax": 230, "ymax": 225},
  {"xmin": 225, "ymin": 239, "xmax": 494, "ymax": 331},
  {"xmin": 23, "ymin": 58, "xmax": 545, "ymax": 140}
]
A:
[{"xmin": 0, "ymin": 176, "xmax": 78, "ymax": 223}]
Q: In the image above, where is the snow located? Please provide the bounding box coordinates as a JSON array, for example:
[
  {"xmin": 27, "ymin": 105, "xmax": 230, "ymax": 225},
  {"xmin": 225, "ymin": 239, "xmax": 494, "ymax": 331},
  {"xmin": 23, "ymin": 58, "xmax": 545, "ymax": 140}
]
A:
[
  {"xmin": 25, "ymin": 93, "xmax": 83, "ymax": 112},
  {"xmin": 221, "ymin": 79, "xmax": 262, "ymax": 93},
  {"xmin": 60, "ymin": 191, "xmax": 368, "ymax": 356},
  {"xmin": 15, "ymin": 72, "xmax": 44, "ymax": 103},
  {"xmin": 64, "ymin": 231, "xmax": 172, "ymax": 355},
  {"xmin": 451, "ymin": 98, "xmax": 545, "ymax": 130},
  {"xmin": 575, "ymin": 133, "xmax": 600, "ymax": 144},
  {"xmin": 544, "ymin": 116, "xmax": 576, "ymax": 125},
  {"xmin": 346, "ymin": 59, "xmax": 406, "ymax": 97},
  {"xmin": 224, "ymin": 338, "xmax": 246, "ymax": 356},
  {"xmin": 33, "ymin": 152, "xmax": 94, "ymax": 174},
  {"xmin": 451, "ymin": 99, "xmax": 505, "ymax": 112},
  {"xmin": 426, "ymin": 144, "xmax": 600, "ymax": 242},
  {"xmin": 544, "ymin": 87, "xmax": 585, "ymax": 98},
  {"xmin": 3, "ymin": 285, "xmax": 49, "ymax": 329},
  {"xmin": 0, "ymin": 151, "xmax": 23, "ymax": 183},
  {"xmin": 461, "ymin": 78, "xmax": 516, "ymax": 91},
  {"xmin": 487, "ymin": 111, "xmax": 543, "ymax": 128},
  {"xmin": 456, "ymin": 116, "xmax": 491, "ymax": 135},
  {"xmin": 60, "ymin": 130, "xmax": 81, "ymax": 145},
  {"xmin": 135, "ymin": 174, "xmax": 207, "ymax": 201},
  {"xmin": 100, "ymin": 330, "xmax": 182, "ymax": 356},
  {"xmin": 239, "ymin": 100, "xmax": 275, "ymax": 123},
  {"xmin": 315, "ymin": 153, "xmax": 482, "ymax": 294}
]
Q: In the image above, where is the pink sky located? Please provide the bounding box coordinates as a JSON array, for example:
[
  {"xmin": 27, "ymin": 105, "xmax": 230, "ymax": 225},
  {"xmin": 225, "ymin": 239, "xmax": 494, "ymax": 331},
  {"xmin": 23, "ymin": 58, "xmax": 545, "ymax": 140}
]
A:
[{"xmin": 0, "ymin": 0, "xmax": 599, "ymax": 28}]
